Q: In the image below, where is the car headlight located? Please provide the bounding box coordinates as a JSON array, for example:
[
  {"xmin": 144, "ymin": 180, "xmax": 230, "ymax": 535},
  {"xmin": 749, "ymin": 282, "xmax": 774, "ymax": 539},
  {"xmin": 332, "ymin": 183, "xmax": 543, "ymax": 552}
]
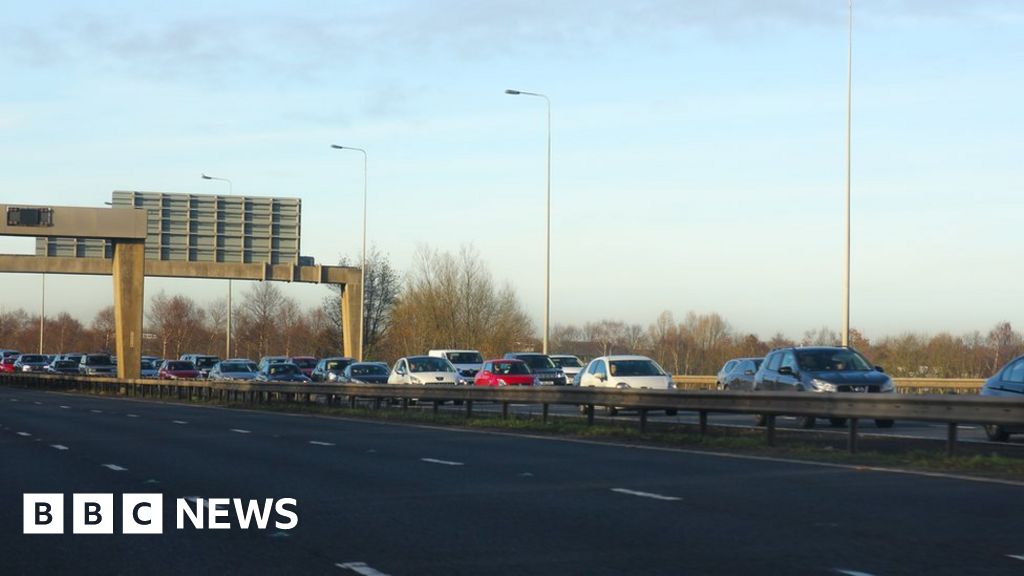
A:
[
  {"xmin": 328, "ymin": 372, "xmax": 338, "ymax": 381},
  {"xmin": 533, "ymin": 376, "xmax": 541, "ymax": 386},
  {"xmin": 880, "ymin": 378, "xmax": 895, "ymax": 392},
  {"xmin": 22, "ymin": 366, "xmax": 30, "ymax": 372},
  {"xmin": 458, "ymin": 377, "xmax": 468, "ymax": 385},
  {"xmin": 666, "ymin": 377, "xmax": 675, "ymax": 390},
  {"xmin": 809, "ymin": 379, "xmax": 837, "ymax": 392}
]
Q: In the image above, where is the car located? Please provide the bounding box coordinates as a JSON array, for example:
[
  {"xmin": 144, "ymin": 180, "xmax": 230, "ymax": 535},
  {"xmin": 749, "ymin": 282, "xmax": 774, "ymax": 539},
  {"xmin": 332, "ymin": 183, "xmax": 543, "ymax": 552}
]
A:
[
  {"xmin": 716, "ymin": 357, "xmax": 764, "ymax": 391},
  {"xmin": 257, "ymin": 356, "xmax": 291, "ymax": 372},
  {"xmin": 578, "ymin": 355, "xmax": 677, "ymax": 415},
  {"xmin": 79, "ymin": 353, "xmax": 117, "ymax": 377},
  {"xmin": 158, "ymin": 360, "xmax": 200, "ymax": 380},
  {"xmin": 256, "ymin": 362, "xmax": 311, "ymax": 383},
  {"xmin": 290, "ymin": 356, "xmax": 319, "ymax": 377},
  {"xmin": 46, "ymin": 358, "xmax": 81, "ymax": 375},
  {"xmin": 0, "ymin": 349, "xmax": 22, "ymax": 360},
  {"xmin": 0, "ymin": 355, "xmax": 18, "ymax": 373},
  {"xmin": 140, "ymin": 356, "xmax": 161, "ymax": 378},
  {"xmin": 502, "ymin": 352, "xmax": 566, "ymax": 386},
  {"xmin": 60, "ymin": 353, "xmax": 84, "ymax": 366},
  {"xmin": 752, "ymin": 346, "xmax": 895, "ymax": 428},
  {"xmin": 311, "ymin": 357, "xmax": 354, "ymax": 382},
  {"xmin": 474, "ymin": 359, "xmax": 538, "ymax": 387},
  {"xmin": 342, "ymin": 362, "xmax": 391, "ymax": 384},
  {"xmin": 428, "ymin": 350, "xmax": 484, "ymax": 384},
  {"xmin": 980, "ymin": 353, "xmax": 1024, "ymax": 441},
  {"xmin": 13, "ymin": 354, "xmax": 50, "ymax": 373},
  {"xmin": 550, "ymin": 354, "xmax": 585, "ymax": 384},
  {"xmin": 208, "ymin": 359, "xmax": 259, "ymax": 381},
  {"xmin": 180, "ymin": 354, "xmax": 221, "ymax": 378},
  {"xmin": 388, "ymin": 356, "xmax": 463, "ymax": 386}
]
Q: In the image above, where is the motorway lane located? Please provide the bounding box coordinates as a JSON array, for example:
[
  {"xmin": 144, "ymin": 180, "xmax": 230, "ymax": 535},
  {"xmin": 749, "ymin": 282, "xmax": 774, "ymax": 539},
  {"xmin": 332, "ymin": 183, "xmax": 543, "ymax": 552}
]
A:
[{"xmin": 2, "ymin": 386, "xmax": 1024, "ymax": 576}]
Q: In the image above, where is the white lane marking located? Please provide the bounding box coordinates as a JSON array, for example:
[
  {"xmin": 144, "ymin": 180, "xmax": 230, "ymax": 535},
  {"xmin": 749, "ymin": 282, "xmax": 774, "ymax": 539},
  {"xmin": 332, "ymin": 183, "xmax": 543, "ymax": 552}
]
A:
[
  {"xmin": 421, "ymin": 458, "xmax": 464, "ymax": 466},
  {"xmin": 1007, "ymin": 554, "xmax": 1024, "ymax": 562},
  {"xmin": 230, "ymin": 428, "xmax": 251, "ymax": 434},
  {"xmin": 929, "ymin": 424, "xmax": 977, "ymax": 430},
  {"xmin": 336, "ymin": 562, "xmax": 392, "ymax": 575},
  {"xmin": 834, "ymin": 570, "xmax": 877, "ymax": 576},
  {"xmin": 9, "ymin": 398, "xmax": 18, "ymax": 402},
  {"xmin": 611, "ymin": 488, "xmax": 681, "ymax": 501},
  {"xmin": 309, "ymin": 441, "xmax": 335, "ymax": 446},
  {"xmin": 103, "ymin": 464, "xmax": 127, "ymax": 471},
  {"xmin": 33, "ymin": 401, "xmax": 42, "ymax": 405},
  {"xmin": 185, "ymin": 496, "xmax": 211, "ymax": 509},
  {"xmin": 172, "ymin": 420, "xmax": 188, "ymax": 425},
  {"xmin": 17, "ymin": 432, "xmax": 32, "ymax": 437},
  {"xmin": 90, "ymin": 409, "xmax": 102, "ymax": 414},
  {"xmin": 518, "ymin": 472, "xmax": 534, "ymax": 477},
  {"xmin": 127, "ymin": 414, "xmax": 139, "ymax": 418},
  {"xmin": 59, "ymin": 405, "xmax": 71, "ymax": 409},
  {"xmin": 50, "ymin": 444, "xmax": 69, "ymax": 451}
]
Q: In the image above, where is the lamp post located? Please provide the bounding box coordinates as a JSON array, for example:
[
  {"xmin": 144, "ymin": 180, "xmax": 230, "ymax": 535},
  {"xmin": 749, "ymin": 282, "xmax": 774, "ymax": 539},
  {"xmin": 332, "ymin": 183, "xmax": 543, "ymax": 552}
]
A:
[
  {"xmin": 330, "ymin": 145, "xmax": 367, "ymax": 362},
  {"xmin": 842, "ymin": 0, "xmax": 853, "ymax": 347},
  {"xmin": 505, "ymin": 88, "xmax": 551, "ymax": 354},
  {"xmin": 38, "ymin": 274, "xmax": 45, "ymax": 353},
  {"xmin": 201, "ymin": 173, "xmax": 234, "ymax": 358}
]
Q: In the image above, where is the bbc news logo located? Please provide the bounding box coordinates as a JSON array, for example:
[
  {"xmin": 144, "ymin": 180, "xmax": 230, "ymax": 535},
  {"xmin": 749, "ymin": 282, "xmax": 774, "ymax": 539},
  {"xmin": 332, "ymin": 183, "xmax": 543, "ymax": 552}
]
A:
[{"xmin": 24, "ymin": 494, "xmax": 298, "ymax": 534}]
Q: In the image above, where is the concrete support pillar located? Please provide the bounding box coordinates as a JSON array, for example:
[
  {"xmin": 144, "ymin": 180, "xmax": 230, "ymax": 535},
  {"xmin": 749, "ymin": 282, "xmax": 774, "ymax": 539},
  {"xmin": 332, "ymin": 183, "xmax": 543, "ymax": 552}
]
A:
[
  {"xmin": 339, "ymin": 278, "xmax": 363, "ymax": 359},
  {"xmin": 113, "ymin": 240, "xmax": 144, "ymax": 380}
]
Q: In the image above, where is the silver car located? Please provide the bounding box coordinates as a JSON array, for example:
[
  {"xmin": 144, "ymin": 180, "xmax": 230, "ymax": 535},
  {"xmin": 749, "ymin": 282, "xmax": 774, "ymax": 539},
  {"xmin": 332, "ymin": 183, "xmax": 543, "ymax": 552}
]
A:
[{"xmin": 981, "ymin": 354, "xmax": 1024, "ymax": 441}]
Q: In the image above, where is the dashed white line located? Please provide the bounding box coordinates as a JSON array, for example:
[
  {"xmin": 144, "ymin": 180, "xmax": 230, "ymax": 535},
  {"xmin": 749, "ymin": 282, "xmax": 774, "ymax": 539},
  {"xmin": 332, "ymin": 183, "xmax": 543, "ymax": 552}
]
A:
[
  {"xmin": 421, "ymin": 458, "xmax": 464, "ymax": 466},
  {"xmin": 309, "ymin": 441, "xmax": 335, "ymax": 446},
  {"xmin": 33, "ymin": 401, "xmax": 42, "ymax": 405},
  {"xmin": 17, "ymin": 432, "xmax": 32, "ymax": 437},
  {"xmin": 184, "ymin": 496, "xmax": 211, "ymax": 509},
  {"xmin": 834, "ymin": 570, "xmax": 877, "ymax": 576},
  {"xmin": 59, "ymin": 405, "xmax": 71, "ymax": 409},
  {"xmin": 1007, "ymin": 554, "xmax": 1024, "ymax": 562},
  {"xmin": 103, "ymin": 464, "xmax": 127, "ymax": 472},
  {"xmin": 9, "ymin": 398, "xmax": 19, "ymax": 402},
  {"xmin": 336, "ymin": 562, "xmax": 391, "ymax": 575},
  {"xmin": 172, "ymin": 420, "xmax": 188, "ymax": 425},
  {"xmin": 90, "ymin": 409, "xmax": 103, "ymax": 414},
  {"xmin": 610, "ymin": 488, "xmax": 681, "ymax": 501},
  {"xmin": 127, "ymin": 414, "xmax": 140, "ymax": 418},
  {"xmin": 50, "ymin": 444, "xmax": 69, "ymax": 451},
  {"xmin": 230, "ymin": 429, "xmax": 251, "ymax": 434}
]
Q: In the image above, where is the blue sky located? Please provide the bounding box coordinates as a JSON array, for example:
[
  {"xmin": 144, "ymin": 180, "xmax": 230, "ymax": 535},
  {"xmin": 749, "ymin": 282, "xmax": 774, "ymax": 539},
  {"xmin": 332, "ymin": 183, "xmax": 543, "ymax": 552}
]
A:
[{"xmin": 2, "ymin": 1, "xmax": 1022, "ymax": 340}]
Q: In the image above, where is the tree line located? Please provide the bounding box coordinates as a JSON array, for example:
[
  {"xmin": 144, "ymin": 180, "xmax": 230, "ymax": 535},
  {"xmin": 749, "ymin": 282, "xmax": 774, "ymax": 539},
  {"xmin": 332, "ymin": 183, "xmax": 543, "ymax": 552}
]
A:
[{"xmin": 1, "ymin": 245, "xmax": 1021, "ymax": 378}]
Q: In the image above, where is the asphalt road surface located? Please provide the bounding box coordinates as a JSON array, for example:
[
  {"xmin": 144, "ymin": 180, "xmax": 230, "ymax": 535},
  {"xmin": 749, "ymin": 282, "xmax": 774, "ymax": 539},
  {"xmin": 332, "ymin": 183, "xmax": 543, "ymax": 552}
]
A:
[{"xmin": 2, "ymin": 385, "xmax": 1023, "ymax": 575}]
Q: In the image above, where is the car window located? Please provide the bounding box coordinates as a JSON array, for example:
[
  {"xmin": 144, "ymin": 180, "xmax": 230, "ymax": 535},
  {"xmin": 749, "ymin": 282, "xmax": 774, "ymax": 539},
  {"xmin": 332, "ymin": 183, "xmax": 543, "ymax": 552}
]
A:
[
  {"xmin": 766, "ymin": 352, "xmax": 782, "ymax": 371},
  {"xmin": 609, "ymin": 360, "xmax": 664, "ymax": 377},
  {"xmin": 588, "ymin": 359, "xmax": 606, "ymax": 375},
  {"xmin": 780, "ymin": 352, "xmax": 797, "ymax": 372},
  {"xmin": 519, "ymin": 355, "xmax": 555, "ymax": 370},
  {"xmin": 408, "ymin": 357, "xmax": 453, "ymax": 372},
  {"xmin": 447, "ymin": 352, "xmax": 483, "ymax": 364},
  {"xmin": 795, "ymin": 349, "xmax": 873, "ymax": 372},
  {"xmin": 1003, "ymin": 359, "xmax": 1024, "ymax": 384},
  {"xmin": 552, "ymin": 356, "xmax": 582, "ymax": 368}
]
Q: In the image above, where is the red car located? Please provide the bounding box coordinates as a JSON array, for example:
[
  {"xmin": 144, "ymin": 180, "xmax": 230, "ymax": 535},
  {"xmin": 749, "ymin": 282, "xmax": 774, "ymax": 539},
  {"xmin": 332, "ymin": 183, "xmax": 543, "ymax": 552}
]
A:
[
  {"xmin": 158, "ymin": 360, "xmax": 200, "ymax": 380},
  {"xmin": 290, "ymin": 356, "xmax": 318, "ymax": 377},
  {"xmin": 0, "ymin": 356, "xmax": 18, "ymax": 373},
  {"xmin": 474, "ymin": 359, "xmax": 538, "ymax": 387}
]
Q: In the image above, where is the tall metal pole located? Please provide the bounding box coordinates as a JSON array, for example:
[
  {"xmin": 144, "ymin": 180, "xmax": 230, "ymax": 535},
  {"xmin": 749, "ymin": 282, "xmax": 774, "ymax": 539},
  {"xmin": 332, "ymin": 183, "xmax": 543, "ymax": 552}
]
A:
[
  {"xmin": 842, "ymin": 0, "xmax": 853, "ymax": 347},
  {"xmin": 202, "ymin": 174, "xmax": 233, "ymax": 358},
  {"xmin": 39, "ymin": 274, "xmax": 45, "ymax": 354},
  {"xmin": 505, "ymin": 89, "xmax": 551, "ymax": 354},
  {"xmin": 331, "ymin": 145, "xmax": 367, "ymax": 362}
]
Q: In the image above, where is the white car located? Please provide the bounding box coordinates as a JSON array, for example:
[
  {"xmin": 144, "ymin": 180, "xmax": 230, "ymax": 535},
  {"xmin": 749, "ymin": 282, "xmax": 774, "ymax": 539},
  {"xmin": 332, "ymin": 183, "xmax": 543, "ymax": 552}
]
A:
[
  {"xmin": 388, "ymin": 355, "xmax": 464, "ymax": 386},
  {"xmin": 550, "ymin": 354, "xmax": 584, "ymax": 384},
  {"xmin": 427, "ymin": 349, "xmax": 483, "ymax": 384},
  {"xmin": 578, "ymin": 355, "xmax": 676, "ymax": 416}
]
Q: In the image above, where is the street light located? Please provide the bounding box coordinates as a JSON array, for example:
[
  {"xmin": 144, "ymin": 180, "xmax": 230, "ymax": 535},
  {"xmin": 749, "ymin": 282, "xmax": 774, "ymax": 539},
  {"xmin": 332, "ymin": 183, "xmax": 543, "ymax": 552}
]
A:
[
  {"xmin": 39, "ymin": 274, "xmax": 45, "ymax": 353},
  {"xmin": 842, "ymin": 0, "xmax": 853, "ymax": 347},
  {"xmin": 330, "ymin": 145, "xmax": 367, "ymax": 362},
  {"xmin": 505, "ymin": 88, "xmax": 552, "ymax": 354},
  {"xmin": 201, "ymin": 173, "xmax": 234, "ymax": 358}
]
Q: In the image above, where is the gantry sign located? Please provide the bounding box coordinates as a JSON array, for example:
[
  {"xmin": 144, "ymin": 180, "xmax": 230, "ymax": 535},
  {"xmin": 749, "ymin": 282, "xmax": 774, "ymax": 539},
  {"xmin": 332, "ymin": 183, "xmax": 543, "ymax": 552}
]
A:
[{"xmin": 0, "ymin": 203, "xmax": 362, "ymax": 379}]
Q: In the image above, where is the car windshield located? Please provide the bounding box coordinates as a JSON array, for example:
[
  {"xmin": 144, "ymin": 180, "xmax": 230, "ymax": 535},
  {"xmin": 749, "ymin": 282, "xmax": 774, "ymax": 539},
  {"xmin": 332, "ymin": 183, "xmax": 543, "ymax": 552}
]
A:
[
  {"xmin": 292, "ymin": 358, "xmax": 317, "ymax": 368},
  {"xmin": 140, "ymin": 359, "xmax": 158, "ymax": 369},
  {"xmin": 85, "ymin": 355, "xmax": 112, "ymax": 365},
  {"xmin": 519, "ymin": 355, "xmax": 555, "ymax": 370},
  {"xmin": 195, "ymin": 357, "xmax": 219, "ymax": 369},
  {"xmin": 269, "ymin": 364, "xmax": 300, "ymax": 376},
  {"xmin": 20, "ymin": 355, "xmax": 47, "ymax": 363},
  {"xmin": 221, "ymin": 362, "xmax": 254, "ymax": 373},
  {"xmin": 408, "ymin": 357, "xmax": 454, "ymax": 372},
  {"xmin": 795, "ymin": 349, "xmax": 873, "ymax": 372},
  {"xmin": 609, "ymin": 359, "xmax": 665, "ymax": 377},
  {"xmin": 350, "ymin": 364, "xmax": 388, "ymax": 376},
  {"xmin": 325, "ymin": 359, "xmax": 352, "ymax": 371},
  {"xmin": 54, "ymin": 360, "xmax": 77, "ymax": 369},
  {"xmin": 447, "ymin": 352, "xmax": 483, "ymax": 364},
  {"xmin": 167, "ymin": 361, "xmax": 195, "ymax": 371},
  {"xmin": 552, "ymin": 356, "xmax": 582, "ymax": 368},
  {"xmin": 493, "ymin": 362, "xmax": 530, "ymax": 375}
]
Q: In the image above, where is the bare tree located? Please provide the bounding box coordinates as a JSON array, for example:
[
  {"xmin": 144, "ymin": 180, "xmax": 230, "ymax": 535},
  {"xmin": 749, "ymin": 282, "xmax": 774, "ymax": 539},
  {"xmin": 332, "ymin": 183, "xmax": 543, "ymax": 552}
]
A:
[{"xmin": 324, "ymin": 246, "xmax": 400, "ymax": 359}]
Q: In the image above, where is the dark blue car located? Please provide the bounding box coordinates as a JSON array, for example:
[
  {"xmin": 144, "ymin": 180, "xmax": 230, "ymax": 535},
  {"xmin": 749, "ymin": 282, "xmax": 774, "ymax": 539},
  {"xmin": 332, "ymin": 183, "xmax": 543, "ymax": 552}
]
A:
[{"xmin": 981, "ymin": 354, "xmax": 1024, "ymax": 441}]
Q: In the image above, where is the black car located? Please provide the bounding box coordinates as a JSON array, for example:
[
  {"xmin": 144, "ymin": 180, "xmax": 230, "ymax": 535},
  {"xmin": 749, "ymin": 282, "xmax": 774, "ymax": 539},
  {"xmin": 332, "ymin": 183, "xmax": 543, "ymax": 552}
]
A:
[
  {"xmin": 716, "ymin": 357, "xmax": 763, "ymax": 391},
  {"xmin": 46, "ymin": 358, "xmax": 81, "ymax": 375},
  {"xmin": 980, "ymin": 354, "xmax": 1024, "ymax": 441},
  {"xmin": 502, "ymin": 352, "xmax": 566, "ymax": 386},
  {"xmin": 752, "ymin": 346, "xmax": 895, "ymax": 428},
  {"xmin": 342, "ymin": 362, "xmax": 390, "ymax": 384},
  {"xmin": 311, "ymin": 357, "xmax": 355, "ymax": 382},
  {"xmin": 13, "ymin": 354, "xmax": 51, "ymax": 373},
  {"xmin": 256, "ymin": 362, "xmax": 311, "ymax": 383}
]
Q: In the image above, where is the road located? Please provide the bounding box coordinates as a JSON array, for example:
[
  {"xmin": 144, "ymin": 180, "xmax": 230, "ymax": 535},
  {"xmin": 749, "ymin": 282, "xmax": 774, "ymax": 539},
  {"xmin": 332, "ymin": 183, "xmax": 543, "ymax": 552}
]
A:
[{"xmin": 2, "ymin": 385, "xmax": 1023, "ymax": 575}]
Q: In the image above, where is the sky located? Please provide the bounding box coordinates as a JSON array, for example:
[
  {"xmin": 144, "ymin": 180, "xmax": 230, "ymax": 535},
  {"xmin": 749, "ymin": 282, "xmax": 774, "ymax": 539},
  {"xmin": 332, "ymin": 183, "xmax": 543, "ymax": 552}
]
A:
[{"xmin": 1, "ymin": 0, "xmax": 1022, "ymax": 342}]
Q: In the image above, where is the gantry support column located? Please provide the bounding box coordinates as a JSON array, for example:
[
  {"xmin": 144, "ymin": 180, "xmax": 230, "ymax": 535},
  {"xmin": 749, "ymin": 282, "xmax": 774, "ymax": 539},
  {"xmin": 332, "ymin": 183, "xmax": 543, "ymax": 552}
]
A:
[
  {"xmin": 339, "ymin": 275, "xmax": 363, "ymax": 360},
  {"xmin": 112, "ymin": 240, "xmax": 145, "ymax": 379}
]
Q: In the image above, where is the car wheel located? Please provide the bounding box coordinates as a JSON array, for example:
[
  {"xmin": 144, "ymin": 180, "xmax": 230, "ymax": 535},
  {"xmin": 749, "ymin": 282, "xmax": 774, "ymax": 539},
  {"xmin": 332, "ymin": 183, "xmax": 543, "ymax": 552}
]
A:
[
  {"xmin": 984, "ymin": 424, "xmax": 1010, "ymax": 442},
  {"xmin": 606, "ymin": 405, "xmax": 618, "ymax": 416},
  {"xmin": 874, "ymin": 419, "xmax": 894, "ymax": 429},
  {"xmin": 665, "ymin": 409, "xmax": 678, "ymax": 416},
  {"xmin": 797, "ymin": 416, "xmax": 816, "ymax": 429},
  {"xmin": 829, "ymin": 418, "xmax": 847, "ymax": 427},
  {"xmin": 753, "ymin": 414, "xmax": 767, "ymax": 427}
]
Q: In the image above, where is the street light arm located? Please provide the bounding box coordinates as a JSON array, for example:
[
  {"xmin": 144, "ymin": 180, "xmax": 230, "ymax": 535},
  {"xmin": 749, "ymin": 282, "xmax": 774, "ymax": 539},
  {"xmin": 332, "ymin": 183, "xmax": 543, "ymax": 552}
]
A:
[{"xmin": 331, "ymin": 144, "xmax": 368, "ymax": 362}]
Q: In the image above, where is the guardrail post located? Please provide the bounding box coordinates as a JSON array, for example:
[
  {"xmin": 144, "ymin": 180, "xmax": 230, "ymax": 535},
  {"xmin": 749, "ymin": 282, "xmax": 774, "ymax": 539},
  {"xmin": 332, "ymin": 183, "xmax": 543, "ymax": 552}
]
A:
[
  {"xmin": 501, "ymin": 402, "xmax": 509, "ymax": 420},
  {"xmin": 348, "ymin": 395, "xmax": 357, "ymax": 409},
  {"xmin": 947, "ymin": 423, "xmax": 958, "ymax": 457},
  {"xmin": 639, "ymin": 408, "xmax": 648, "ymax": 433},
  {"xmin": 465, "ymin": 400, "xmax": 473, "ymax": 418},
  {"xmin": 847, "ymin": 418, "xmax": 858, "ymax": 454},
  {"xmin": 401, "ymin": 397, "xmax": 409, "ymax": 412},
  {"xmin": 699, "ymin": 411, "xmax": 708, "ymax": 438},
  {"xmin": 766, "ymin": 415, "xmax": 776, "ymax": 446},
  {"xmin": 373, "ymin": 397, "xmax": 381, "ymax": 410},
  {"xmin": 586, "ymin": 404, "xmax": 595, "ymax": 426},
  {"xmin": 433, "ymin": 400, "xmax": 440, "ymax": 415},
  {"xmin": 542, "ymin": 403, "xmax": 549, "ymax": 423}
]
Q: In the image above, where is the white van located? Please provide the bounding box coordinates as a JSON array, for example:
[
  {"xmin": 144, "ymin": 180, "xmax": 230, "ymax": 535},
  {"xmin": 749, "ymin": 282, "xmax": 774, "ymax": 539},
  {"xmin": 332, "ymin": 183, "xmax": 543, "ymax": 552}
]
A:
[{"xmin": 427, "ymin": 349, "xmax": 484, "ymax": 384}]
